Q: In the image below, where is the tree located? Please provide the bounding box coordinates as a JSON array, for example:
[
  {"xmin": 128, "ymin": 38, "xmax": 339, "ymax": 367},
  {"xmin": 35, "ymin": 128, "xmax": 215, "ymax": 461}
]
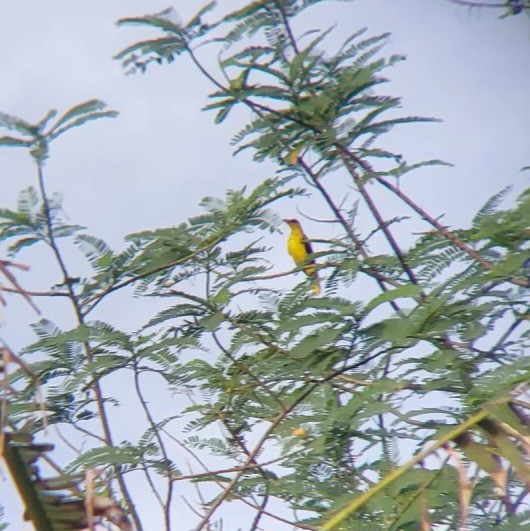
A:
[{"xmin": 1, "ymin": 1, "xmax": 528, "ymax": 530}]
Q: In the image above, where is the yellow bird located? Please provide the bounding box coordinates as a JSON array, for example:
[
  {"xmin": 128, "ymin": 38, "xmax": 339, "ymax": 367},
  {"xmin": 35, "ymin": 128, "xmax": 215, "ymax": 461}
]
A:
[{"xmin": 283, "ymin": 218, "xmax": 321, "ymax": 295}]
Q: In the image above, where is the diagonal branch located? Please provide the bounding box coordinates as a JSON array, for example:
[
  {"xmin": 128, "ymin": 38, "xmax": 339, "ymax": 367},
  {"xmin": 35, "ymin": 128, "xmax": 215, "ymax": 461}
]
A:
[
  {"xmin": 0, "ymin": 259, "xmax": 40, "ymax": 314},
  {"xmin": 338, "ymin": 150, "xmax": 423, "ymax": 290}
]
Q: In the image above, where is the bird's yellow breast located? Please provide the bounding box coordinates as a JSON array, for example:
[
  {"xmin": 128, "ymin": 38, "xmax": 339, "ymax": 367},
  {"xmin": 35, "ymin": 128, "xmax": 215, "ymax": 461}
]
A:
[
  {"xmin": 287, "ymin": 227, "xmax": 309, "ymax": 265},
  {"xmin": 284, "ymin": 219, "xmax": 320, "ymax": 293}
]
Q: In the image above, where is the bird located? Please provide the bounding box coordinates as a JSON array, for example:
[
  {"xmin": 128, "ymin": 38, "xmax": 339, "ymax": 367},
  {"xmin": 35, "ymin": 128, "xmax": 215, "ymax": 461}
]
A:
[{"xmin": 283, "ymin": 218, "xmax": 321, "ymax": 295}]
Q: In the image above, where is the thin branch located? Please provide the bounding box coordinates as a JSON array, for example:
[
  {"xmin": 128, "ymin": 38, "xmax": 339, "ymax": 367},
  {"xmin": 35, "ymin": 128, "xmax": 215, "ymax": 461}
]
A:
[
  {"xmin": 344, "ymin": 149, "xmax": 528, "ymax": 288},
  {"xmin": 489, "ymin": 307, "xmax": 528, "ymax": 353},
  {"xmin": 212, "ymin": 330, "xmax": 286, "ymax": 410},
  {"xmin": 0, "ymin": 260, "xmax": 40, "ymax": 314},
  {"xmin": 168, "ymin": 449, "xmax": 304, "ymax": 483},
  {"xmin": 0, "ymin": 284, "xmax": 69, "ymax": 297},
  {"xmin": 69, "ymin": 421, "xmax": 108, "ymax": 444},
  {"xmin": 273, "ymin": 0, "xmax": 300, "ymax": 54},
  {"xmin": 193, "ymin": 380, "xmax": 320, "ymax": 530},
  {"xmin": 35, "ymin": 160, "xmax": 143, "ymax": 531},
  {"xmin": 132, "ymin": 356, "xmax": 174, "ymax": 530},
  {"xmin": 143, "ymin": 466, "xmax": 167, "ymax": 513},
  {"xmin": 387, "ymin": 461, "xmax": 448, "ymax": 531},
  {"xmin": 82, "ymin": 232, "xmax": 227, "ymax": 316},
  {"xmin": 187, "ymin": 460, "xmax": 216, "ymax": 531},
  {"xmin": 339, "ymin": 151, "xmax": 423, "ymax": 291},
  {"xmin": 450, "ymin": 0, "xmax": 526, "ymax": 8},
  {"xmin": 169, "ymin": 437, "xmax": 319, "ymax": 530}
]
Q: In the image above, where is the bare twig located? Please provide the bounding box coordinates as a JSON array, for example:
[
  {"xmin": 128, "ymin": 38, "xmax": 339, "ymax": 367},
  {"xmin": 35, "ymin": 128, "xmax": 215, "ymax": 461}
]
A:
[{"xmin": 132, "ymin": 356, "xmax": 174, "ymax": 530}]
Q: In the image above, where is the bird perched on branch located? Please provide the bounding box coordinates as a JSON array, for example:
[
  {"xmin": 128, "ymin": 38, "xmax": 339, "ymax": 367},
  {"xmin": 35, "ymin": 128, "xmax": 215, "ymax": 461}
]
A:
[{"xmin": 283, "ymin": 218, "xmax": 321, "ymax": 295}]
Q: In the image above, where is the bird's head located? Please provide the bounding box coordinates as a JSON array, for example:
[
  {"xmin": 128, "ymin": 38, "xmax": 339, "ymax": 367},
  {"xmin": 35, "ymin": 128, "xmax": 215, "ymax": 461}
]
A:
[{"xmin": 282, "ymin": 218, "xmax": 300, "ymax": 228}]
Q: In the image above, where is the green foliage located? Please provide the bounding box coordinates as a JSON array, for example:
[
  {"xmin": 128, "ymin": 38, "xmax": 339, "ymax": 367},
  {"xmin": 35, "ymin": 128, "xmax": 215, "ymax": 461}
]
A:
[
  {"xmin": 0, "ymin": 506, "xmax": 7, "ymax": 531},
  {"xmin": 115, "ymin": 4, "xmax": 218, "ymax": 74},
  {"xmin": 1, "ymin": 2, "xmax": 528, "ymax": 531},
  {"xmin": 0, "ymin": 99, "xmax": 116, "ymax": 164}
]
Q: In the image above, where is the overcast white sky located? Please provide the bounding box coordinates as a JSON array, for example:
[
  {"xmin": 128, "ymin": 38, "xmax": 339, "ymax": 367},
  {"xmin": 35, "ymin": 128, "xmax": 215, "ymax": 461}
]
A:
[{"xmin": 0, "ymin": 1, "xmax": 529, "ymax": 529}]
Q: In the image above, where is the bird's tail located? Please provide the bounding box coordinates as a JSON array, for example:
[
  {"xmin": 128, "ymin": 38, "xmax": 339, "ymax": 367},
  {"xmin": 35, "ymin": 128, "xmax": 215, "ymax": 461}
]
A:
[{"xmin": 310, "ymin": 275, "xmax": 321, "ymax": 296}]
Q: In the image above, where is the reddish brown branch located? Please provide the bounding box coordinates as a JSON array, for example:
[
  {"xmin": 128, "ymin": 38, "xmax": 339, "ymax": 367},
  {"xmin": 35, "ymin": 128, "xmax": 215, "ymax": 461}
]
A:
[
  {"xmin": 0, "ymin": 259, "xmax": 40, "ymax": 314},
  {"xmin": 339, "ymin": 151, "xmax": 422, "ymax": 290},
  {"xmin": 343, "ymin": 149, "xmax": 529, "ymax": 288}
]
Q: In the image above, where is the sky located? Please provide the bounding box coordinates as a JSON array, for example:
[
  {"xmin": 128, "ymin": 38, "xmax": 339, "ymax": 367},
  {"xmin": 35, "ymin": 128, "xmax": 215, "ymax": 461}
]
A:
[{"xmin": 0, "ymin": 1, "xmax": 529, "ymax": 530}]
